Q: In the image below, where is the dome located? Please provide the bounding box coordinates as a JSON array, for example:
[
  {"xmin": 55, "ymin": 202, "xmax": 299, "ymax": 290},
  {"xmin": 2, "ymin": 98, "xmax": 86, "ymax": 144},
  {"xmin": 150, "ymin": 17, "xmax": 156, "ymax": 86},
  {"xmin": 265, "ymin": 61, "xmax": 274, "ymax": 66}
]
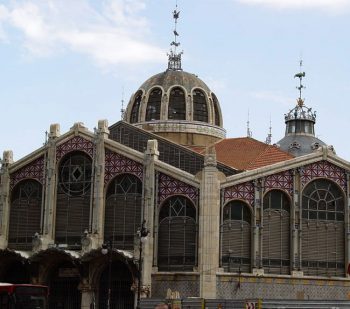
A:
[{"xmin": 124, "ymin": 69, "xmax": 226, "ymax": 147}]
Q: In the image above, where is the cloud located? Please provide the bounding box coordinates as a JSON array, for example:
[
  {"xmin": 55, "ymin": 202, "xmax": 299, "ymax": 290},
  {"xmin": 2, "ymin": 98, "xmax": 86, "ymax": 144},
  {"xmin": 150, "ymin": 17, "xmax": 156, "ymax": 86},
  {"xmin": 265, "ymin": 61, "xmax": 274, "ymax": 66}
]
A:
[
  {"xmin": 237, "ymin": 0, "xmax": 350, "ymax": 11},
  {"xmin": 0, "ymin": 0, "xmax": 164, "ymax": 67}
]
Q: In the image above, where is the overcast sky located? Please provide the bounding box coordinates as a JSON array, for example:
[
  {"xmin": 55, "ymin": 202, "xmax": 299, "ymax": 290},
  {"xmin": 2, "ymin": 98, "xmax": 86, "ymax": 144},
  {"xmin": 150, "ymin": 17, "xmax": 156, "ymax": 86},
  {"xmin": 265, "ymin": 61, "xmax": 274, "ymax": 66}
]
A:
[{"xmin": 1, "ymin": 0, "xmax": 350, "ymax": 161}]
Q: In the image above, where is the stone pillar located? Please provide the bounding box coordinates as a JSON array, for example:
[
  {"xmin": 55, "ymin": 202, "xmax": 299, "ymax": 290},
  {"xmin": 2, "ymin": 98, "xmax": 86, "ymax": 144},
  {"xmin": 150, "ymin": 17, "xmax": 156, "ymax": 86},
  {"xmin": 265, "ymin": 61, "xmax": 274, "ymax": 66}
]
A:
[
  {"xmin": 253, "ymin": 179, "xmax": 264, "ymax": 275},
  {"xmin": 142, "ymin": 140, "xmax": 159, "ymax": 296},
  {"xmin": 41, "ymin": 124, "xmax": 60, "ymax": 249},
  {"xmin": 198, "ymin": 146, "xmax": 220, "ymax": 299},
  {"xmin": 79, "ymin": 281, "xmax": 95, "ymax": 309},
  {"xmin": 292, "ymin": 167, "xmax": 303, "ymax": 276},
  {"xmin": 90, "ymin": 120, "xmax": 109, "ymax": 250},
  {"xmin": 0, "ymin": 150, "xmax": 13, "ymax": 249}
]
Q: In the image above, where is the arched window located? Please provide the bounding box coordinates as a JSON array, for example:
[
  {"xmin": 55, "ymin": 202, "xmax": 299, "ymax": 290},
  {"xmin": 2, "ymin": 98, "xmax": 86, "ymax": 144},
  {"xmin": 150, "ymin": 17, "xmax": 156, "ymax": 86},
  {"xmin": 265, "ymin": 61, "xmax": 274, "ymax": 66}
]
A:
[
  {"xmin": 130, "ymin": 91, "xmax": 142, "ymax": 124},
  {"xmin": 158, "ymin": 196, "xmax": 197, "ymax": 271},
  {"xmin": 212, "ymin": 93, "xmax": 220, "ymax": 126},
  {"xmin": 146, "ymin": 88, "xmax": 162, "ymax": 121},
  {"xmin": 56, "ymin": 152, "xmax": 92, "ymax": 248},
  {"xmin": 168, "ymin": 87, "xmax": 186, "ymax": 120},
  {"xmin": 221, "ymin": 200, "xmax": 251, "ymax": 273},
  {"xmin": 302, "ymin": 179, "xmax": 345, "ymax": 276},
  {"xmin": 105, "ymin": 174, "xmax": 142, "ymax": 250},
  {"xmin": 262, "ymin": 190, "xmax": 290, "ymax": 274},
  {"xmin": 193, "ymin": 89, "xmax": 208, "ymax": 122},
  {"xmin": 9, "ymin": 179, "xmax": 42, "ymax": 250}
]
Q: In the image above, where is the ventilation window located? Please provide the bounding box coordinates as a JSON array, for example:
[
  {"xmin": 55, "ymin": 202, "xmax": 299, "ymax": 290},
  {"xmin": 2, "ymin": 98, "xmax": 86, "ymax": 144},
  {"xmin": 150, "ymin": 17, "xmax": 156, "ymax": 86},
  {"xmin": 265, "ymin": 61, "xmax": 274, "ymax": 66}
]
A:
[
  {"xmin": 168, "ymin": 87, "xmax": 186, "ymax": 120},
  {"xmin": 193, "ymin": 89, "xmax": 208, "ymax": 122},
  {"xmin": 146, "ymin": 88, "xmax": 162, "ymax": 121},
  {"xmin": 130, "ymin": 91, "xmax": 142, "ymax": 124},
  {"xmin": 212, "ymin": 93, "xmax": 220, "ymax": 126}
]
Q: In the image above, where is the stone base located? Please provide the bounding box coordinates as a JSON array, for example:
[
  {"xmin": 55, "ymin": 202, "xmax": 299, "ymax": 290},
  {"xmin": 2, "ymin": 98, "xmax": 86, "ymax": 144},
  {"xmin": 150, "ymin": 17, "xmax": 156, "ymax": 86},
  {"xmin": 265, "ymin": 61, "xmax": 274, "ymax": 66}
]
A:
[
  {"xmin": 252, "ymin": 268, "xmax": 264, "ymax": 276},
  {"xmin": 292, "ymin": 270, "xmax": 304, "ymax": 277}
]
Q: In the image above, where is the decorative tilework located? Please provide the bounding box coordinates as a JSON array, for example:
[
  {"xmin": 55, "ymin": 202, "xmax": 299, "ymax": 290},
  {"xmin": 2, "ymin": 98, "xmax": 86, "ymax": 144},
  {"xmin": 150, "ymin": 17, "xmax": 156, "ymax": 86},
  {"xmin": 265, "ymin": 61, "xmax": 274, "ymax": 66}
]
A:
[
  {"xmin": 10, "ymin": 156, "xmax": 45, "ymax": 189},
  {"xmin": 158, "ymin": 173, "xmax": 198, "ymax": 205},
  {"xmin": 224, "ymin": 182, "xmax": 254, "ymax": 206},
  {"xmin": 56, "ymin": 136, "xmax": 94, "ymax": 162},
  {"xmin": 104, "ymin": 149, "xmax": 143, "ymax": 184},
  {"xmin": 301, "ymin": 161, "xmax": 346, "ymax": 191},
  {"xmin": 265, "ymin": 170, "xmax": 293, "ymax": 195}
]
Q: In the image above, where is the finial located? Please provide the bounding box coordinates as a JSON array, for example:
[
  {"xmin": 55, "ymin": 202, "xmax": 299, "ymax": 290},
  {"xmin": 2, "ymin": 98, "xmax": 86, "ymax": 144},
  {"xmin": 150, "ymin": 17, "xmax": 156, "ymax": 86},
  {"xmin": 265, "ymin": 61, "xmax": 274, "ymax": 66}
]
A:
[
  {"xmin": 294, "ymin": 59, "xmax": 306, "ymax": 105},
  {"xmin": 247, "ymin": 110, "xmax": 252, "ymax": 138},
  {"xmin": 120, "ymin": 86, "xmax": 125, "ymax": 120},
  {"xmin": 265, "ymin": 117, "xmax": 272, "ymax": 145},
  {"xmin": 167, "ymin": 0, "xmax": 183, "ymax": 71}
]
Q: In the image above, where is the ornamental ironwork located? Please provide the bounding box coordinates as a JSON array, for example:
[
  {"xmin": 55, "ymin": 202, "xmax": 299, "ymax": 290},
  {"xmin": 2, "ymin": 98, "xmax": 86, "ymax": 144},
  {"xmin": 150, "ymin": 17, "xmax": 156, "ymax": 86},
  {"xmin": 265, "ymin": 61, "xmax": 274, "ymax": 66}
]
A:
[
  {"xmin": 104, "ymin": 149, "xmax": 143, "ymax": 184},
  {"xmin": 301, "ymin": 160, "xmax": 346, "ymax": 191},
  {"xmin": 10, "ymin": 156, "xmax": 45, "ymax": 189},
  {"xmin": 158, "ymin": 173, "xmax": 198, "ymax": 205},
  {"xmin": 56, "ymin": 136, "xmax": 94, "ymax": 162},
  {"xmin": 223, "ymin": 182, "xmax": 254, "ymax": 206}
]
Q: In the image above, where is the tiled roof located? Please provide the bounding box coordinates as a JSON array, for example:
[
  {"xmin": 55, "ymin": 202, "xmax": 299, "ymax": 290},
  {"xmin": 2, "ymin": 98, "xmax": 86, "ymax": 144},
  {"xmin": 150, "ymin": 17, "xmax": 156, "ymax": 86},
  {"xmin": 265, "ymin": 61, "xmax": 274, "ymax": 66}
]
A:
[{"xmin": 190, "ymin": 137, "xmax": 294, "ymax": 171}]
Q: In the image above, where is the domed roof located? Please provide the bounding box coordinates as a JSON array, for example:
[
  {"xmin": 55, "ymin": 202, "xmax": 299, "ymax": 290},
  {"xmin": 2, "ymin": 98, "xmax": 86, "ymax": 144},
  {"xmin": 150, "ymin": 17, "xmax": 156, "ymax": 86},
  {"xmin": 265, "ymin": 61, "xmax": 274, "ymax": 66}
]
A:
[{"xmin": 139, "ymin": 70, "xmax": 211, "ymax": 94}]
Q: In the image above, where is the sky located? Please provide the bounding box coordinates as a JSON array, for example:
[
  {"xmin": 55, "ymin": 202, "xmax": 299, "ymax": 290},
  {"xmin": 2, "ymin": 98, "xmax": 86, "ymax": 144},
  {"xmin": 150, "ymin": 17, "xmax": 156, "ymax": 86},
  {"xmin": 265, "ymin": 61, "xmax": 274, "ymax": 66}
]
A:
[{"xmin": 1, "ymin": 0, "xmax": 350, "ymax": 161}]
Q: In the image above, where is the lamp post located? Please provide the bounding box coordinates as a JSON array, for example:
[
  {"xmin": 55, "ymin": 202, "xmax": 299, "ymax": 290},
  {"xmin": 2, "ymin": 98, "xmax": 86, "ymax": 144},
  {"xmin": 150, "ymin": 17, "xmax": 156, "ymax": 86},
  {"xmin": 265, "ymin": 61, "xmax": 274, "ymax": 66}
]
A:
[
  {"xmin": 101, "ymin": 239, "xmax": 112, "ymax": 309},
  {"xmin": 136, "ymin": 220, "xmax": 149, "ymax": 309}
]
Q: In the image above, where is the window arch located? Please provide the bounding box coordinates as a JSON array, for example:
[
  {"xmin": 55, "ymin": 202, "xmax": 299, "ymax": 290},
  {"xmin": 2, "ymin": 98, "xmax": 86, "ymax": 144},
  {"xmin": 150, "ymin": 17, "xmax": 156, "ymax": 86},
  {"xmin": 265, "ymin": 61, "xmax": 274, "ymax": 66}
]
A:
[
  {"xmin": 262, "ymin": 190, "xmax": 290, "ymax": 274},
  {"xmin": 146, "ymin": 88, "xmax": 162, "ymax": 121},
  {"xmin": 55, "ymin": 152, "xmax": 92, "ymax": 248},
  {"xmin": 158, "ymin": 196, "xmax": 197, "ymax": 271},
  {"xmin": 9, "ymin": 179, "xmax": 42, "ymax": 250},
  {"xmin": 168, "ymin": 87, "xmax": 186, "ymax": 120},
  {"xmin": 193, "ymin": 89, "xmax": 208, "ymax": 122},
  {"xmin": 221, "ymin": 200, "xmax": 251, "ymax": 273},
  {"xmin": 212, "ymin": 93, "xmax": 221, "ymax": 126},
  {"xmin": 105, "ymin": 174, "xmax": 142, "ymax": 250},
  {"xmin": 130, "ymin": 91, "xmax": 142, "ymax": 124},
  {"xmin": 301, "ymin": 179, "xmax": 345, "ymax": 276}
]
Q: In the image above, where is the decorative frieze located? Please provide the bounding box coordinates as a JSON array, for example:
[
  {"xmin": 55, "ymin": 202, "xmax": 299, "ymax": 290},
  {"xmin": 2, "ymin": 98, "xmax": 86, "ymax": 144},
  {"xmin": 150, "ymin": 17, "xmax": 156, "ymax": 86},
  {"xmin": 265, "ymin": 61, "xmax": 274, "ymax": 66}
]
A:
[
  {"xmin": 224, "ymin": 181, "xmax": 254, "ymax": 206},
  {"xmin": 56, "ymin": 136, "xmax": 94, "ymax": 162},
  {"xmin": 264, "ymin": 170, "xmax": 294, "ymax": 195}
]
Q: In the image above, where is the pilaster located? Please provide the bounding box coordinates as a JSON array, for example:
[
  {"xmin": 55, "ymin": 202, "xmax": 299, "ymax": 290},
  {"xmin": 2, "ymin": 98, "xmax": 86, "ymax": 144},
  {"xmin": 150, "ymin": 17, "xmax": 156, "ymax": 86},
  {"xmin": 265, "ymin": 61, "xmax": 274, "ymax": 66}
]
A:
[
  {"xmin": 41, "ymin": 124, "xmax": 60, "ymax": 249},
  {"xmin": 90, "ymin": 120, "xmax": 109, "ymax": 250},
  {"xmin": 142, "ymin": 140, "xmax": 159, "ymax": 295},
  {"xmin": 346, "ymin": 172, "xmax": 350, "ymax": 277},
  {"xmin": 253, "ymin": 179, "xmax": 263, "ymax": 273},
  {"xmin": 199, "ymin": 146, "xmax": 220, "ymax": 299},
  {"xmin": 0, "ymin": 150, "xmax": 13, "ymax": 248}
]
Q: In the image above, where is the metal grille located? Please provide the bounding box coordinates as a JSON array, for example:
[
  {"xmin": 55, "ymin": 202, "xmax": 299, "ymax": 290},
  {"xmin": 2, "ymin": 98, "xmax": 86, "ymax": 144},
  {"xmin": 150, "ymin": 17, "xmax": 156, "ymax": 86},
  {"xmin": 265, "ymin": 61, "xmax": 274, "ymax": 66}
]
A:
[
  {"xmin": 301, "ymin": 179, "xmax": 345, "ymax": 276},
  {"xmin": 99, "ymin": 260, "xmax": 134, "ymax": 309},
  {"xmin": 109, "ymin": 122, "xmax": 236, "ymax": 176},
  {"xmin": 193, "ymin": 89, "xmax": 208, "ymax": 122},
  {"xmin": 168, "ymin": 87, "xmax": 186, "ymax": 120},
  {"xmin": 8, "ymin": 180, "xmax": 42, "ymax": 250},
  {"xmin": 221, "ymin": 201, "xmax": 251, "ymax": 273},
  {"xmin": 55, "ymin": 152, "xmax": 92, "ymax": 249},
  {"xmin": 262, "ymin": 190, "xmax": 290, "ymax": 275},
  {"xmin": 104, "ymin": 174, "xmax": 142, "ymax": 250},
  {"xmin": 130, "ymin": 91, "xmax": 142, "ymax": 124},
  {"xmin": 49, "ymin": 264, "xmax": 81, "ymax": 309},
  {"xmin": 212, "ymin": 93, "xmax": 220, "ymax": 126},
  {"xmin": 158, "ymin": 196, "xmax": 197, "ymax": 271},
  {"xmin": 146, "ymin": 88, "xmax": 162, "ymax": 121}
]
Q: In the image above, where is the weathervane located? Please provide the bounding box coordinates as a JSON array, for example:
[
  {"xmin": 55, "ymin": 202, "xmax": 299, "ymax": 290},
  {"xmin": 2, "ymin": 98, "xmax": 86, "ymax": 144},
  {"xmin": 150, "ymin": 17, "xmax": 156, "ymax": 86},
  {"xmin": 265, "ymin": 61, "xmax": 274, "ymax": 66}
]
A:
[
  {"xmin": 121, "ymin": 86, "xmax": 125, "ymax": 120},
  {"xmin": 294, "ymin": 59, "xmax": 306, "ymax": 106},
  {"xmin": 167, "ymin": 0, "xmax": 183, "ymax": 70}
]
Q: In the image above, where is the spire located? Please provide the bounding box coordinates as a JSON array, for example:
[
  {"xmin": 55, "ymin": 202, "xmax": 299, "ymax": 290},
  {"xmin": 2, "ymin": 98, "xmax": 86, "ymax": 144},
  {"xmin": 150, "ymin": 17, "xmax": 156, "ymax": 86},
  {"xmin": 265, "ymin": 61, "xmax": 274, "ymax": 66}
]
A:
[
  {"xmin": 265, "ymin": 117, "xmax": 272, "ymax": 145},
  {"xmin": 294, "ymin": 59, "xmax": 306, "ymax": 106},
  {"xmin": 246, "ymin": 110, "xmax": 252, "ymax": 138},
  {"xmin": 120, "ymin": 86, "xmax": 125, "ymax": 120},
  {"xmin": 167, "ymin": 1, "xmax": 183, "ymax": 71}
]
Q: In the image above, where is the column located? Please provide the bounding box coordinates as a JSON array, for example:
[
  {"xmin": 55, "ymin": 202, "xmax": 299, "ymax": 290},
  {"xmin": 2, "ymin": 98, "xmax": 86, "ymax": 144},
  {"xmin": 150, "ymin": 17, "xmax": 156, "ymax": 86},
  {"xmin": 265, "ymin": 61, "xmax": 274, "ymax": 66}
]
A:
[
  {"xmin": 253, "ymin": 179, "xmax": 264, "ymax": 275},
  {"xmin": 198, "ymin": 146, "xmax": 220, "ymax": 299},
  {"xmin": 346, "ymin": 172, "xmax": 350, "ymax": 277},
  {"xmin": 142, "ymin": 140, "xmax": 159, "ymax": 296},
  {"xmin": 0, "ymin": 150, "xmax": 13, "ymax": 248},
  {"xmin": 90, "ymin": 120, "xmax": 109, "ymax": 250}
]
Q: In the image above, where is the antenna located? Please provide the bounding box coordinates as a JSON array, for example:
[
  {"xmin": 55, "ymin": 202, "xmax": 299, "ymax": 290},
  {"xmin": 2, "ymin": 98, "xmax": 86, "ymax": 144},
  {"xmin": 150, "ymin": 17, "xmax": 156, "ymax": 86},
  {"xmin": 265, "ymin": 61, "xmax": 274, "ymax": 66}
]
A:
[
  {"xmin": 265, "ymin": 117, "xmax": 272, "ymax": 145},
  {"xmin": 247, "ymin": 110, "xmax": 252, "ymax": 138},
  {"xmin": 167, "ymin": 0, "xmax": 183, "ymax": 70},
  {"xmin": 294, "ymin": 59, "xmax": 306, "ymax": 106},
  {"xmin": 120, "ymin": 86, "xmax": 125, "ymax": 120}
]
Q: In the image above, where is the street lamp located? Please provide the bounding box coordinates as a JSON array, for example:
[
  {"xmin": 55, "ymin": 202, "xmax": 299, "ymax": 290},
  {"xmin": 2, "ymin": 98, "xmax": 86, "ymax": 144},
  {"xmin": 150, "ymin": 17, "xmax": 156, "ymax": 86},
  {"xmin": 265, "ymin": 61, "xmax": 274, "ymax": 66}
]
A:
[
  {"xmin": 101, "ymin": 239, "xmax": 112, "ymax": 309},
  {"xmin": 136, "ymin": 220, "xmax": 149, "ymax": 309}
]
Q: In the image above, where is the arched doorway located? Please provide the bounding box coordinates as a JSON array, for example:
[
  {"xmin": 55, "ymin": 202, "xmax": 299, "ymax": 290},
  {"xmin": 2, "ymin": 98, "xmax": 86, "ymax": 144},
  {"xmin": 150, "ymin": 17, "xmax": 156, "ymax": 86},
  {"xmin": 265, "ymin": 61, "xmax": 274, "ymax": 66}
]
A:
[
  {"xmin": 48, "ymin": 262, "xmax": 81, "ymax": 309},
  {"xmin": 99, "ymin": 260, "xmax": 134, "ymax": 309}
]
